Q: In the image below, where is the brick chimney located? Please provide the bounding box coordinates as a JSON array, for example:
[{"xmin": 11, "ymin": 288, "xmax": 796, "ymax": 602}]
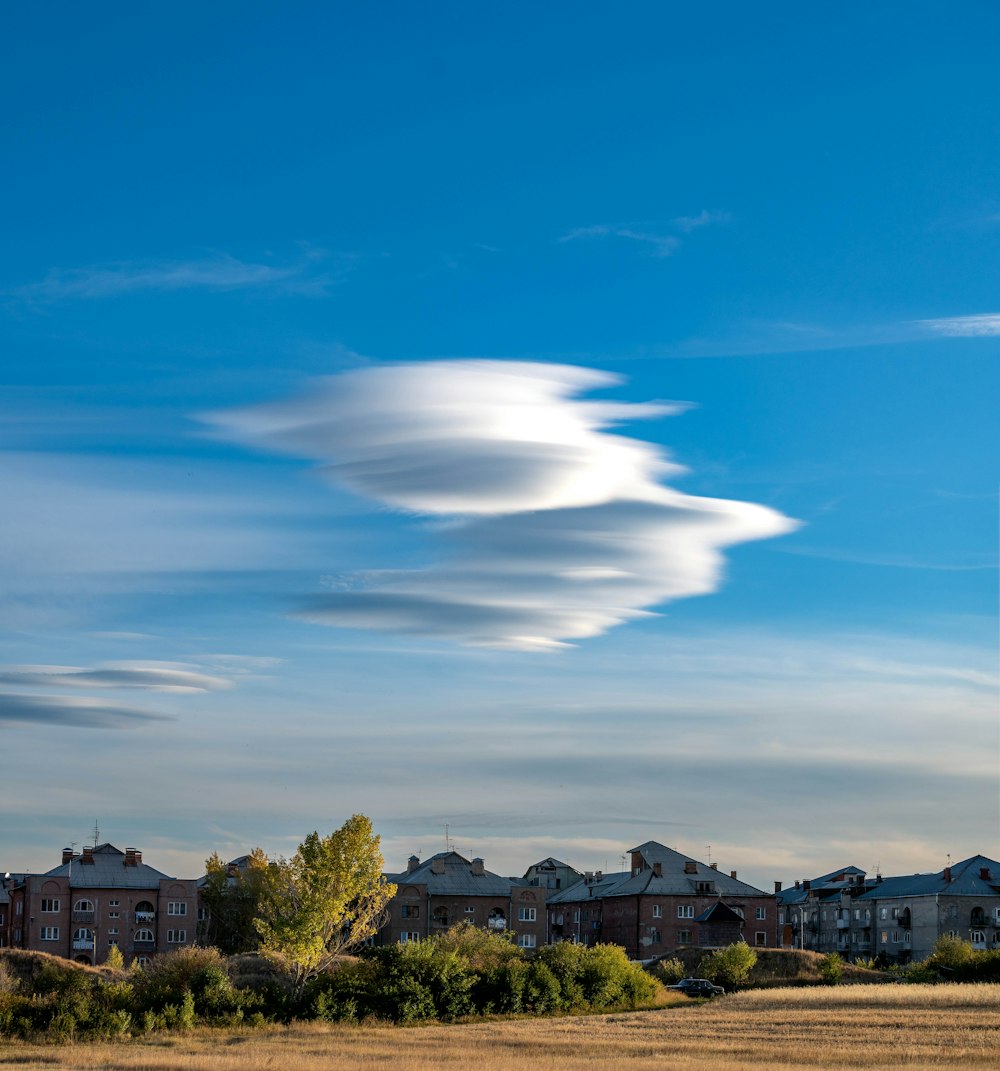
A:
[
  {"xmin": 802, "ymin": 879, "xmax": 811, "ymax": 891},
  {"xmin": 431, "ymin": 857, "xmax": 445, "ymax": 875},
  {"xmin": 595, "ymin": 870, "xmax": 603, "ymax": 882},
  {"xmin": 407, "ymin": 855, "xmax": 420, "ymax": 874},
  {"xmin": 710, "ymin": 862, "xmax": 718, "ymax": 871},
  {"xmin": 943, "ymin": 866, "xmax": 952, "ymax": 883},
  {"xmin": 980, "ymin": 867, "xmax": 991, "ymax": 881},
  {"xmin": 730, "ymin": 870, "xmax": 738, "ymax": 880},
  {"xmin": 774, "ymin": 881, "xmax": 782, "ymax": 893},
  {"xmin": 62, "ymin": 848, "xmax": 75, "ymax": 865},
  {"xmin": 652, "ymin": 863, "xmax": 662, "ymax": 877},
  {"xmin": 124, "ymin": 848, "xmax": 139, "ymax": 867},
  {"xmin": 684, "ymin": 861, "xmax": 697, "ymax": 874},
  {"xmin": 81, "ymin": 846, "xmax": 95, "ymax": 865},
  {"xmin": 471, "ymin": 858, "xmax": 485, "ymax": 876}
]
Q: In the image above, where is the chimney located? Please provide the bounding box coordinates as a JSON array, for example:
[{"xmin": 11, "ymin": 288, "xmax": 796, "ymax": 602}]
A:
[
  {"xmin": 774, "ymin": 881, "xmax": 782, "ymax": 894},
  {"xmin": 684, "ymin": 861, "xmax": 697, "ymax": 874},
  {"xmin": 62, "ymin": 848, "xmax": 75, "ymax": 865},
  {"xmin": 595, "ymin": 870, "xmax": 603, "ymax": 882},
  {"xmin": 81, "ymin": 846, "xmax": 95, "ymax": 865},
  {"xmin": 471, "ymin": 857, "xmax": 485, "ymax": 876},
  {"xmin": 407, "ymin": 855, "xmax": 420, "ymax": 874},
  {"xmin": 802, "ymin": 880, "xmax": 811, "ymax": 891},
  {"xmin": 980, "ymin": 867, "xmax": 991, "ymax": 881},
  {"xmin": 943, "ymin": 866, "xmax": 952, "ymax": 883},
  {"xmin": 710, "ymin": 862, "xmax": 718, "ymax": 871},
  {"xmin": 431, "ymin": 857, "xmax": 446, "ymax": 875},
  {"xmin": 652, "ymin": 862, "xmax": 662, "ymax": 878},
  {"xmin": 730, "ymin": 870, "xmax": 738, "ymax": 880},
  {"xmin": 125, "ymin": 848, "xmax": 142, "ymax": 867},
  {"xmin": 794, "ymin": 880, "xmax": 800, "ymax": 890},
  {"xmin": 584, "ymin": 870, "xmax": 594, "ymax": 883}
]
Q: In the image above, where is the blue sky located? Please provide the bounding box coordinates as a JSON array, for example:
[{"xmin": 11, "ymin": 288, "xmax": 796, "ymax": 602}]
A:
[{"xmin": 1, "ymin": 3, "xmax": 997, "ymax": 888}]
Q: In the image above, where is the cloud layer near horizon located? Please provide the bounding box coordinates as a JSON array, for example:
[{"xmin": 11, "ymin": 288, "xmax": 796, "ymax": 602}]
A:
[{"xmin": 208, "ymin": 361, "xmax": 797, "ymax": 649}]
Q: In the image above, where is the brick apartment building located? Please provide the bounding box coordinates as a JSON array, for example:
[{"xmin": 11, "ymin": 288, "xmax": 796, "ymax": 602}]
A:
[
  {"xmin": 1, "ymin": 843, "xmax": 198, "ymax": 966},
  {"xmin": 546, "ymin": 841, "xmax": 778, "ymax": 957},
  {"xmin": 381, "ymin": 851, "xmax": 547, "ymax": 950}
]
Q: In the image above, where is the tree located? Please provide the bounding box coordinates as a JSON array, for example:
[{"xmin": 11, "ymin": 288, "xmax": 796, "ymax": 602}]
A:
[
  {"xmin": 254, "ymin": 814, "xmax": 396, "ymax": 994},
  {"xmin": 200, "ymin": 847, "xmax": 271, "ymax": 954},
  {"xmin": 698, "ymin": 941, "xmax": 757, "ymax": 989}
]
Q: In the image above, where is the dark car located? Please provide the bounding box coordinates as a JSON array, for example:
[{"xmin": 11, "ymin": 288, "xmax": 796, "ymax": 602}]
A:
[{"xmin": 667, "ymin": 977, "xmax": 725, "ymax": 998}]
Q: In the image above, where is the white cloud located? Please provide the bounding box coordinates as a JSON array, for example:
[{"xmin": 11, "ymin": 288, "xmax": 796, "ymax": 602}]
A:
[
  {"xmin": 208, "ymin": 361, "xmax": 798, "ymax": 648},
  {"xmin": 0, "ymin": 662, "xmax": 231, "ymax": 693},
  {"xmin": 915, "ymin": 313, "xmax": 1000, "ymax": 337},
  {"xmin": 8, "ymin": 250, "xmax": 347, "ymax": 302},
  {"xmin": 559, "ymin": 211, "xmax": 730, "ymax": 257}
]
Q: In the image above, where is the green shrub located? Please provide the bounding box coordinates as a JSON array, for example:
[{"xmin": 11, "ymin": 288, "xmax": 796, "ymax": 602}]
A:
[
  {"xmin": 652, "ymin": 957, "xmax": 685, "ymax": 985},
  {"xmin": 819, "ymin": 953, "xmax": 844, "ymax": 985},
  {"xmin": 699, "ymin": 942, "xmax": 757, "ymax": 989}
]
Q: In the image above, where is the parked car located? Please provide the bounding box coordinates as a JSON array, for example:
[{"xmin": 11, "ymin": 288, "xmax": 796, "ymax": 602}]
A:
[{"xmin": 667, "ymin": 977, "xmax": 725, "ymax": 998}]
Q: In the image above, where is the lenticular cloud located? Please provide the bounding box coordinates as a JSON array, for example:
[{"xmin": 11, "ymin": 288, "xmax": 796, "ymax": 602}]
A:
[{"xmin": 208, "ymin": 361, "xmax": 798, "ymax": 649}]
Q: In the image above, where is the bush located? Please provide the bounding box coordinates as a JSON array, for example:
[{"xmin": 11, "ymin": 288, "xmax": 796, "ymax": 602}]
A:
[
  {"xmin": 651, "ymin": 957, "xmax": 685, "ymax": 985},
  {"xmin": 819, "ymin": 953, "xmax": 844, "ymax": 985},
  {"xmin": 699, "ymin": 942, "xmax": 758, "ymax": 989}
]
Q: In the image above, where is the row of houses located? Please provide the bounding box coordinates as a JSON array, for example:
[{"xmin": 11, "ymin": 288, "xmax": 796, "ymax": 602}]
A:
[{"xmin": 4, "ymin": 839, "xmax": 999, "ymax": 967}]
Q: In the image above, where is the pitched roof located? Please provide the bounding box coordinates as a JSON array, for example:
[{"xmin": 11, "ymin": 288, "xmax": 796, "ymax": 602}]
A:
[
  {"xmin": 548, "ymin": 842, "xmax": 769, "ymax": 903},
  {"xmin": 43, "ymin": 843, "xmax": 175, "ymax": 889},
  {"xmin": 386, "ymin": 851, "xmax": 526, "ymax": 897},
  {"xmin": 857, "ymin": 855, "xmax": 1000, "ymax": 901}
]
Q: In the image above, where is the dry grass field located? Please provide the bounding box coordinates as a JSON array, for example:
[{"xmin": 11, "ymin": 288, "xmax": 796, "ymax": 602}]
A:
[{"xmin": 1, "ymin": 984, "xmax": 999, "ymax": 1071}]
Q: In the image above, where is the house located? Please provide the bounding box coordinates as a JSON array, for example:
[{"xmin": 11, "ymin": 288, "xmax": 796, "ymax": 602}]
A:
[
  {"xmin": 381, "ymin": 851, "xmax": 546, "ymax": 951},
  {"xmin": 545, "ymin": 841, "xmax": 777, "ymax": 957},
  {"xmin": 2, "ymin": 843, "xmax": 198, "ymax": 966}
]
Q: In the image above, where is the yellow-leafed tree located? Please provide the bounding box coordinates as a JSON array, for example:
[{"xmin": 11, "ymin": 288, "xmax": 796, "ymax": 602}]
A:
[{"xmin": 255, "ymin": 814, "xmax": 396, "ymax": 994}]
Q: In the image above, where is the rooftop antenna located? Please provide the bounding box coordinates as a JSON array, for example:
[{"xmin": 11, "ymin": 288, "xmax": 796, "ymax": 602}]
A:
[
  {"xmin": 68, "ymin": 840, "xmax": 77, "ymax": 880},
  {"xmin": 444, "ymin": 823, "xmax": 453, "ymax": 853},
  {"xmin": 90, "ymin": 820, "xmax": 100, "ymax": 848},
  {"xmin": 706, "ymin": 845, "xmax": 712, "ymax": 866},
  {"xmin": 620, "ymin": 854, "xmax": 626, "ymax": 872}
]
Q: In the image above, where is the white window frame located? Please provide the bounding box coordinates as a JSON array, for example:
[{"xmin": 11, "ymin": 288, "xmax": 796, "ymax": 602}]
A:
[
  {"xmin": 678, "ymin": 905, "xmax": 694, "ymax": 918},
  {"xmin": 518, "ymin": 906, "xmax": 536, "ymax": 922},
  {"xmin": 754, "ymin": 931, "xmax": 767, "ymax": 946},
  {"xmin": 399, "ymin": 931, "xmax": 420, "ymax": 944},
  {"xmin": 756, "ymin": 907, "xmax": 766, "ymax": 920},
  {"xmin": 40, "ymin": 898, "xmax": 60, "ymax": 913},
  {"xmin": 40, "ymin": 926, "xmax": 59, "ymax": 941},
  {"xmin": 134, "ymin": 928, "xmax": 154, "ymax": 942},
  {"xmin": 167, "ymin": 902, "xmax": 187, "ymax": 916},
  {"xmin": 652, "ymin": 904, "xmax": 662, "ymax": 918},
  {"xmin": 75, "ymin": 899, "xmax": 95, "ymax": 913},
  {"xmin": 519, "ymin": 933, "xmax": 536, "ymax": 948},
  {"xmin": 166, "ymin": 929, "xmax": 187, "ymax": 943}
]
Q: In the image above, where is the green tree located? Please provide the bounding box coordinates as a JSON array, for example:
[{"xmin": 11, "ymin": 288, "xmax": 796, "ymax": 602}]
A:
[
  {"xmin": 104, "ymin": 944, "xmax": 125, "ymax": 972},
  {"xmin": 200, "ymin": 847, "xmax": 271, "ymax": 954},
  {"xmin": 819, "ymin": 952, "xmax": 844, "ymax": 985},
  {"xmin": 255, "ymin": 814, "xmax": 396, "ymax": 995},
  {"xmin": 698, "ymin": 941, "xmax": 757, "ymax": 989}
]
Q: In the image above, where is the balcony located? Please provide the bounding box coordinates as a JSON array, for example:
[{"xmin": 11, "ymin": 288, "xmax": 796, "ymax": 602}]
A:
[
  {"xmin": 897, "ymin": 913, "xmax": 911, "ymax": 928},
  {"xmin": 836, "ymin": 918, "xmax": 849, "ymax": 929},
  {"xmin": 132, "ymin": 938, "xmax": 156, "ymax": 950},
  {"xmin": 72, "ymin": 910, "xmax": 95, "ymax": 924},
  {"xmin": 72, "ymin": 938, "xmax": 94, "ymax": 951},
  {"xmin": 134, "ymin": 911, "xmax": 155, "ymax": 924}
]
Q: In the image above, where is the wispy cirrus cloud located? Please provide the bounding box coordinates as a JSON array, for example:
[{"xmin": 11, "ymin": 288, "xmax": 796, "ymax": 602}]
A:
[
  {"xmin": 7, "ymin": 249, "xmax": 350, "ymax": 302},
  {"xmin": 207, "ymin": 360, "xmax": 797, "ymax": 649},
  {"xmin": 915, "ymin": 313, "xmax": 1000, "ymax": 337},
  {"xmin": 0, "ymin": 662, "xmax": 232, "ymax": 693},
  {"xmin": 0, "ymin": 692, "xmax": 170, "ymax": 729},
  {"xmin": 559, "ymin": 210, "xmax": 730, "ymax": 257}
]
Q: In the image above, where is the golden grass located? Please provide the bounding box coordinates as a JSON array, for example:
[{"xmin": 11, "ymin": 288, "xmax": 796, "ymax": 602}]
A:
[{"xmin": 2, "ymin": 984, "xmax": 1000, "ymax": 1071}]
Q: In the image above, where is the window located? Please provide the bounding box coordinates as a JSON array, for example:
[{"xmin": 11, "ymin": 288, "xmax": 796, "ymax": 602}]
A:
[
  {"xmin": 971, "ymin": 930, "xmax": 986, "ymax": 946},
  {"xmin": 678, "ymin": 929, "xmax": 691, "ymax": 944},
  {"xmin": 994, "ymin": 907, "xmax": 1000, "ymax": 921},
  {"xmin": 464, "ymin": 906, "xmax": 475, "ymax": 914},
  {"xmin": 573, "ymin": 910, "xmax": 580, "ymax": 923},
  {"xmin": 40, "ymin": 898, "xmax": 60, "ymax": 913},
  {"xmin": 864, "ymin": 909, "xmax": 871, "ymax": 922},
  {"xmin": 754, "ymin": 931, "xmax": 767, "ymax": 946},
  {"xmin": 136, "ymin": 956, "xmax": 150, "ymax": 967},
  {"xmin": 75, "ymin": 899, "xmax": 95, "ymax": 913},
  {"xmin": 880, "ymin": 931, "xmax": 888, "ymax": 944},
  {"xmin": 519, "ymin": 933, "xmax": 536, "ymax": 948},
  {"xmin": 134, "ymin": 928, "xmax": 154, "ymax": 942},
  {"xmin": 198, "ymin": 907, "xmax": 208, "ymax": 921},
  {"xmin": 399, "ymin": 932, "xmax": 420, "ymax": 944},
  {"xmin": 107, "ymin": 928, "xmax": 119, "ymax": 936},
  {"xmin": 756, "ymin": 907, "xmax": 766, "ymax": 920},
  {"xmin": 652, "ymin": 904, "xmax": 662, "ymax": 918},
  {"xmin": 518, "ymin": 907, "xmax": 536, "ymax": 922},
  {"xmin": 592, "ymin": 920, "xmax": 600, "ymax": 930},
  {"xmin": 696, "ymin": 881, "xmax": 715, "ymax": 894},
  {"xmin": 854, "ymin": 908, "xmax": 860, "ymax": 920},
  {"xmin": 167, "ymin": 902, "xmax": 187, "ymax": 916},
  {"xmin": 40, "ymin": 926, "xmax": 59, "ymax": 941},
  {"xmin": 583, "ymin": 910, "xmax": 589, "ymax": 922},
  {"xmin": 16, "ymin": 902, "xmax": 23, "ymax": 915},
  {"xmin": 108, "ymin": 939, "xmax": 119, "ymax": 948},
  {"xmin": 167, "ymin": 929, "xmax": 187, "ymax": 943},
  {"xmin": 880, "ymin": 908, "xmax": 887, "ymax": 920},
  {"xmin": 678, "ymin": 905, "xmax": 694, "ymax": 918},
  {"xmin": 109, "ymin": 912, "xmax": 119, "ymax": 919},
  {"xmin": 109, "ymin": 900, "xmax": 119, "ymax": 908},
  {"xmin": 891, "ymin": 907, "xmax": 898, "ymax": 919},
  {"xmin": 822, "ymin": 910, "xmax": 827, "ymax": 921},
  {"xmin": 401, "ymin": 905, "xmax": 419, "ymax": 918},
  {"xmin": 649, "ymin": 928, "xmax": 661, "ymax": 943},
  {"xmin": 904, "ymin": 932, "xmax": 911, "ymax": 945},
  {"xmin": 892, "ymin": 931, "xmax": 899, "ymax": 943}
]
